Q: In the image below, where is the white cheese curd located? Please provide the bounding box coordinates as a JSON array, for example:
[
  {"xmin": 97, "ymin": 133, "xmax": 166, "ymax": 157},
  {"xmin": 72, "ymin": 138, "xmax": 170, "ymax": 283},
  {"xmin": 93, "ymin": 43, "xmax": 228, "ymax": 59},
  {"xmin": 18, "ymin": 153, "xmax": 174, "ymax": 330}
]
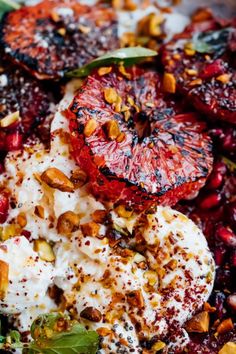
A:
[
  {"xmin": 53, "ymin": 207, "xmax": 214, "ymax": 352},
  {"xmin": 117, "ymin": 5, "xmax": 189, "ymax": 40},
  {"xmin": 0, "ymin": 236, "xmax": 56, "ymax": 327},
  {"xmin": 0, "ymin": 81, "xmax": 215, "ymax": 352}
]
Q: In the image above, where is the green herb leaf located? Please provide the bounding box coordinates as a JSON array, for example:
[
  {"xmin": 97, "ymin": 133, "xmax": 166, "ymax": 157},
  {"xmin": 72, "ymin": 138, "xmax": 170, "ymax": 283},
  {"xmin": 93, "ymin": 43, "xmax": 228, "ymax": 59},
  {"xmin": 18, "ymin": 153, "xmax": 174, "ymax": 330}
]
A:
[
  {"xmin": 0, "ymin": 0, "xmax": 20, "ymax": 19},
  {"xmin": 66, "ymin": 46, "xmax": 157, "ymax": 77},
  {"xmin": 192, "ymin": 28, "xmax": 233, "ymax": 55},
  {"xmin": 28, "ymin": 325, "xmax": 99, "ymax": 354},
  {"xmin": 30, "ymin": 313, "xmax": 70, "ymax": 339},
  {"xmin": 0, "ymin": 329, "xmax": 23, "ymax": 350},
  {"xmin": 28, "ymin": 313, "xmax": 99, "ymax": 354}
]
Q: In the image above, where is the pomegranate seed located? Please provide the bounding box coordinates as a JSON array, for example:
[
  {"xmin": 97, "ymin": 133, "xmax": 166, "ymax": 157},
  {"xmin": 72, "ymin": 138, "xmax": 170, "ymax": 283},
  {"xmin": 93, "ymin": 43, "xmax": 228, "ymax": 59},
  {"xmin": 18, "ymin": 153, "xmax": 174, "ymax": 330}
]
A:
[
  {"xmin": 214, "ymin": 161, "xmax": 227, "ymax": 175},
  {"xmin": 198, "ymin": 192, "xmax": 222, "ymax": 210},
  {"xmin": 201, "ymin": 59, "xmax": 225, "ymax": 79},
  {"xmin": 5, "ymin": 131, "xmax": 23, "ymax": 151},
  {"xmin": 227, "ymin": 294, "xmax": 236, "ymax": 312},
  {"xmin": 225, "ymin": 201, "xmax": 236, "ymax": 231},
  {"xmin": 214, "ymin": 247, "xmax": 226, "ymax": 266},
  {"xmin": 207, "ymin": 171, "xmax": 223, "ymax": 190},
  {"xmin": 0, "ymin": 193, "xmax": 9, "ymax": 224},
  {"xmin": 230, "ymin": 250, "xmax": 236, "ymax": 267},
  {"xmin": 209, "ymin": 128, "xmax": 224, "ymax": 138},
  {"xmin": 216, "ymin": 225, "xmax": 236, "ymax": 247},
  {"xmin": 220, "ymin": 129, "xmax": 236, "ymax": 153}
]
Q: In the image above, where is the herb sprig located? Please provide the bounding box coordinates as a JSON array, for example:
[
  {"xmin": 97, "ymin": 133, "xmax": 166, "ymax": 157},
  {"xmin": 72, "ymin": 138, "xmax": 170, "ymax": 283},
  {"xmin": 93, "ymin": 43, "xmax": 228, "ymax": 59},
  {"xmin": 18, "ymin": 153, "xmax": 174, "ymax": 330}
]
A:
[
  {"xmin": 66, "ymin": 46, "xmax": 157, "ymax": 78},
  {"xmin": 0, "ymin": 313, "xmax": 99, "ymax": 354}
]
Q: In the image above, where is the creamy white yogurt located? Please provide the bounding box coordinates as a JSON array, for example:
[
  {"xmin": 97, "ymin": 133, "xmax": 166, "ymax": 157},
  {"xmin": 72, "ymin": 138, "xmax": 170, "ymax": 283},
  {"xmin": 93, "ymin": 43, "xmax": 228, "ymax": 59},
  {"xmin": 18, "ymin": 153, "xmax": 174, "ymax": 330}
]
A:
[{"xmin": 0, "ymin": 237, "xmax": 56, "ymax": 323}]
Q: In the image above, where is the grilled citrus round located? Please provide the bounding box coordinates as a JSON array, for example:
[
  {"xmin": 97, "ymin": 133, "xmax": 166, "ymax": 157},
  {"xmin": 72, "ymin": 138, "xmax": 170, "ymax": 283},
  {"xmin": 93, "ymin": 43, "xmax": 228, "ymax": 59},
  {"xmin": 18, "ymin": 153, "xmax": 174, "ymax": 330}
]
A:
[
  {"xmin": 67, "ymin": 66, "xmax": 213, "ymax": 210},
  {"xmin": 0, "ymin": 0, "xmax": 118, "ymax": 79}
]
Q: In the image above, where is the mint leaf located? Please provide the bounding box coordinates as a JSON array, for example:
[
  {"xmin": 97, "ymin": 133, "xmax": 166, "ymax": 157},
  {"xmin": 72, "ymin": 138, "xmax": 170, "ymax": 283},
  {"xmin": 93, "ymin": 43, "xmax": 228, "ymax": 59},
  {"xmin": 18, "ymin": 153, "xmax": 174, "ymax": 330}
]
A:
[
  {"xmin": 66, "ymin": 46, "xmax": 157, "ymax": 77},
  {"xmin": 0, "ymin": 314, "xmax": 99, "ymax": 353},
  {"xmin": 0, "ymin": 0, "xmax": 20, "ymax": 19},
  {"xmin": 28, "ymin": 329, "xmax": 98, "ymax": 354},
  {"xmin": 192, "ymin": 28, "xmax": 233, "ymax": 55},
  {"xmin": 29, "ymin": 313, "xmax": 99, "ymax": 354},
  {"xmin": 0, "ymin": 328, "xmax": 23, "ymax": 350}
]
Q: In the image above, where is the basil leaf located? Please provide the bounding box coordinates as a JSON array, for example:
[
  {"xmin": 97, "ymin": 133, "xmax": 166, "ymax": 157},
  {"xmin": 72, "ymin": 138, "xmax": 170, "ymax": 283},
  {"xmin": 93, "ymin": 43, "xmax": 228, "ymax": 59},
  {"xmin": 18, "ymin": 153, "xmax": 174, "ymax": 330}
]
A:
[
  {"xmin": 29, "ymin": 313, "xmax": 99, "ymax": 354},
  {"xmin": 66, "ymin": 46, "xmax": 157, "ymax": 77},
  {"xmin": 0, "ymin": 0, "xmax": 20, "ymax": 19},
  {"xmin": 192, "ymin": 28, "xmax": 233, "ymax": 55}
]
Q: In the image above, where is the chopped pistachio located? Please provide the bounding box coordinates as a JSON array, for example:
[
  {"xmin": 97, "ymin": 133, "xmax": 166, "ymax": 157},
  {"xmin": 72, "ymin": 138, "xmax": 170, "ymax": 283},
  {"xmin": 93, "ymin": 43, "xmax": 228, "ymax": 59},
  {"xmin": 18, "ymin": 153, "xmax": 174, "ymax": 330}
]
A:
[
  {"xmin": 16, "ymin": 212, "xmax": 27, "ymax": 228},
  {"xmin": 104, "ymin": 120, "xmax": 120, "ymax": 140},
  {"xmin": 217, "ymin": 318, "xmax": 234, "ymax": 334},
  {"xmin": 1, "ymin": 225, "xmax": 20, "ymax": 241},
  {"xmin": 104, "ymin": 87, "xmax": 118, "ymax": 104},
  {"xmin": 185, "ymin": 68, "xmax": 198, "ymax": 76},
  {"xmin": 57, "ymin": 211, "xmax": 80, "ymax": 236},
  {"xmin": 96, "ymin": 327, "xmax": 113, "ymax": 336},
  {"xmin": 50, "ymin": 11, "xmax": 60, "ymax": 22},
  {"xmin": 34, "ymin": 205, "xmax": 45, "ymax": 219},
  {"xmin": 118, "ymin": 65, "xmax": 131, "ymax": 79},
  {"xmin": 41, "ymin": 167, "xmax": 75, "ymax": 192},
  {"xmin": 0, "ymin": 260, "xmax": 9, "ymax": 299},
  {"xmin": 184, "ymin": 48, "xmax": 196, "ymax": 56},
  {"xmin": 116, "ymin": 132, "xmax": 126, "ymax": 143},
  {"xmin": 0, "ymin": 111, "xmax": 20, "ymax": 128},
  {"xmin": 144, "ymin": 270, "xmax": 158, "ymax": 286},
  {"xmin": 98, "ymin": 67, "xmax": 112, "ymax": 76},
  {"xmin": 91, "ymin": 210, "xmax": 108, "ymax": 224},
  {"xmin": 78, "ymin": 24, "xmax": 91, "ymax": 34},
  {"xmin": 185, "ymin": 311, "xmax": 210, "ymax": 333},
  {"xmin": 70, "ymin": 168, "xmax": 87, "ymax": 188},
  {"xmin": 188, "ymin": 78, "xmax": 203, "ymax": 86},
  {"xmin": 115, "ymin": 204, "xmax": 133, "ymax": 218},
  {"xmin": 57, "ymin": 28, "xmax": 66, "ymax": 36},
  {"xmin": 80, "ymin": 306, "xmax": 102, "ymax": 322},
  {"xmin": 34, "ymin": 239, "xmax": 55, "ymax": 262},
  {"xmin": 126, "ymin": 289, "xmax": 144, "ymax": 308},
  {"xmin": 216, "ymin": 73, "xmax": 231, "ymax": 84},
  {"xmin": 152, "ymin": 341, "xmax": 166, "ymax": 351},
  {"xmin": 81, "ymin": 221, "xmax": 100, "ymax": 237},
  {"xmin": 84, "ymin": 118, "xmax": 97, "ymax": 137},
  {"xmin": 163, "ymin": 72, "xmax": 176, "ymax": 93},
  {"xmin": 219, "ymin": 342, "xmax": 236, "ymax": 354}
]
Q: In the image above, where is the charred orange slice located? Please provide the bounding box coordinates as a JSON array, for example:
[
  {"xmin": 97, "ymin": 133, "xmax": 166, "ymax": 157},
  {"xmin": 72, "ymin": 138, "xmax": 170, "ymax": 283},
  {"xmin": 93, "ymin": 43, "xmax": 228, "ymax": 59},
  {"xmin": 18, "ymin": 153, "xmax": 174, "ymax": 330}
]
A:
[
  {"xmin": 67, "ymin": 66, "xmax": 213, "ymax": 211},
  {"xmin": 0, "ymin": 0, "xmax": 118, "ymax": 79}
]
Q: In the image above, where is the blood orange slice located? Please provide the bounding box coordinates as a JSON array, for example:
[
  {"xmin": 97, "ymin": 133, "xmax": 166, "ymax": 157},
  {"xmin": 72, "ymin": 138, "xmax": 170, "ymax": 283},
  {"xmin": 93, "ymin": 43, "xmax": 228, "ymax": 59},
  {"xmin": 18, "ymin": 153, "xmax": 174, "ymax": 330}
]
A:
[
  {"xmin": 67, "ymin": 66, "xmax": 213, "ymax": 210},
  {"xmin": 162, "ymin": 18, "xmax": 236, "ymax": 124},
  {"xmin": 0, "ymin": 59, "xmax": 50, "ymax": 151},
  {"xmin": 0, "ymin": 0, "xmax": 118, "ymax": 79}
]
